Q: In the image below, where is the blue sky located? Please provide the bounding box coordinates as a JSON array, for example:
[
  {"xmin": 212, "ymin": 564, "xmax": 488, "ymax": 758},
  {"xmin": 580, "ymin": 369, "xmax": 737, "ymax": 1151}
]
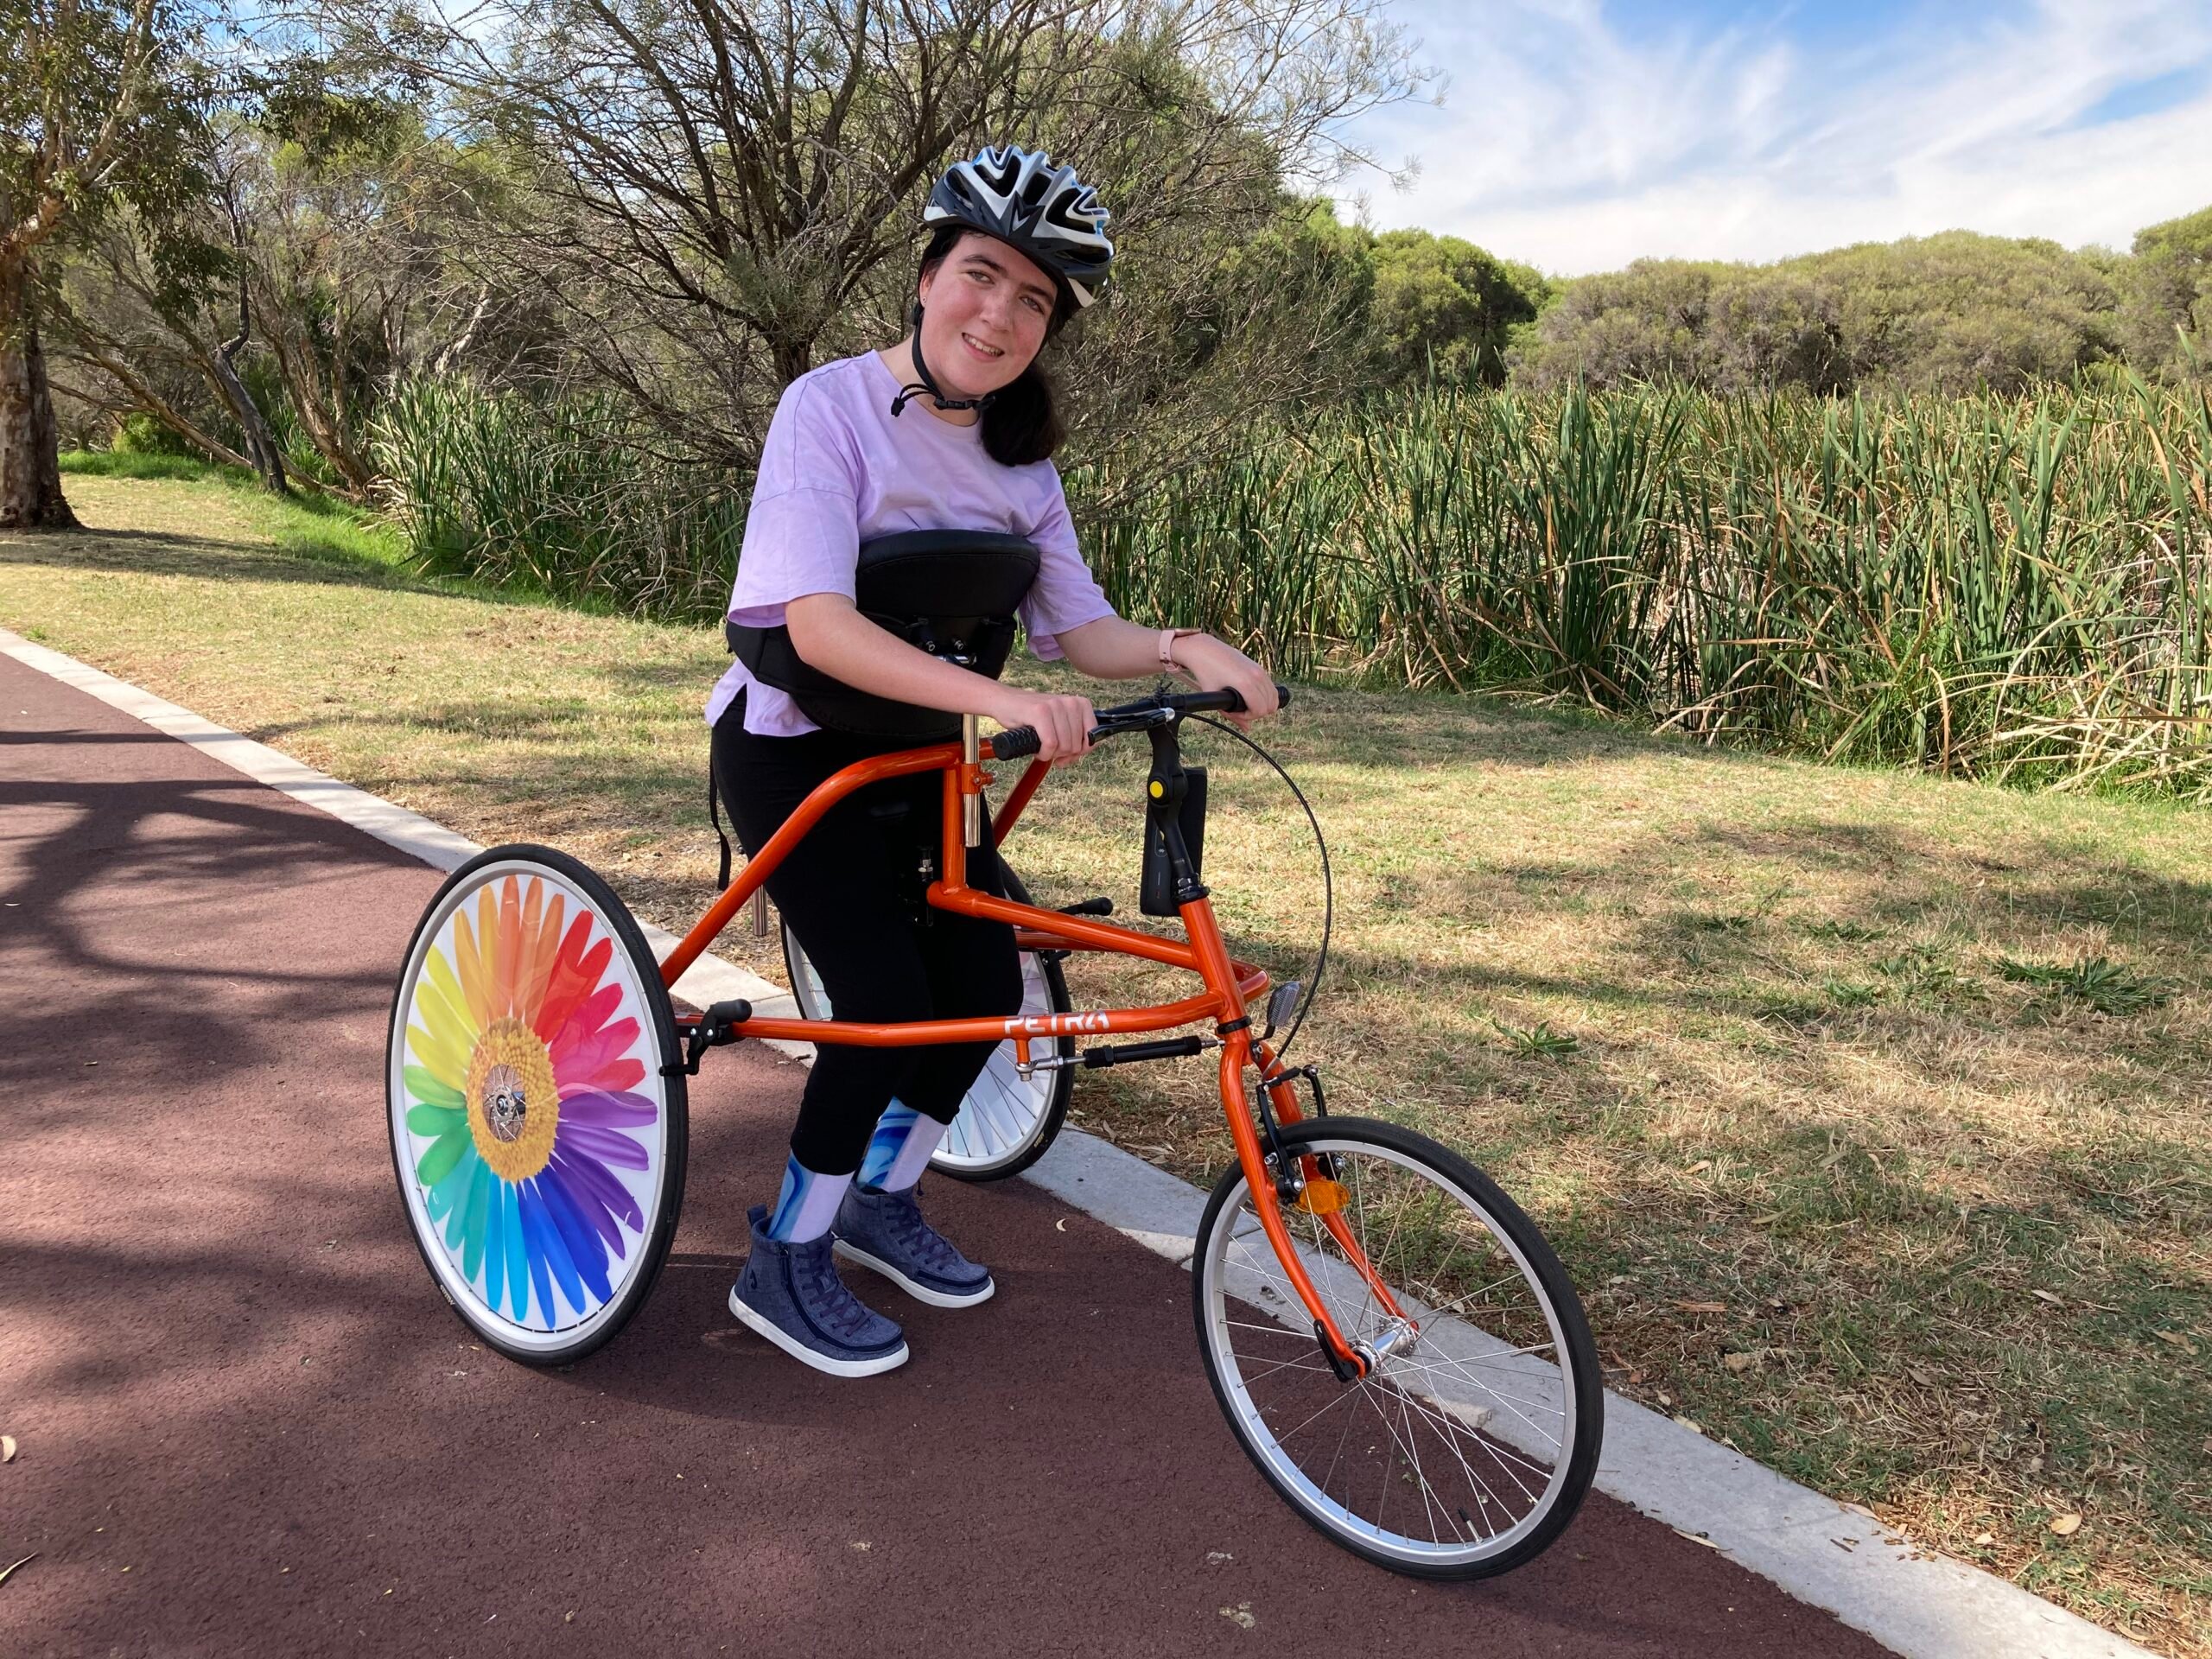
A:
[{"xmin": 1334, "ymin": 0, "xmax": 2212, "ymax": 274}]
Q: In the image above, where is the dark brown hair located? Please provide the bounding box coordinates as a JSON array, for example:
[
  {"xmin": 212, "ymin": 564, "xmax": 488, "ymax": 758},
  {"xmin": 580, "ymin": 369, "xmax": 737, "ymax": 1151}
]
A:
[{"xmin": 916, "ymin": 225, "xmax": 1075, "ymax": 467}]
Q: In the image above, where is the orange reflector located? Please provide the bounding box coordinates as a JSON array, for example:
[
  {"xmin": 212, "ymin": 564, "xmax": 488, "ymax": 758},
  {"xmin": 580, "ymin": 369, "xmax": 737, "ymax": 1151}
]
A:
[{"xmin": 1295, "ymin": 1178, "xmax": 1348, "ymax": 1215}]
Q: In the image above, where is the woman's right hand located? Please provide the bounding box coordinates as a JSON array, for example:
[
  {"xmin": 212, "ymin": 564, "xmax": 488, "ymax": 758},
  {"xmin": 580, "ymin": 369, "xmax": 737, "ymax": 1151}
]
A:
[{"xmin": 992, "ymin": 688, "xmax": 1096, "ymax": 761}]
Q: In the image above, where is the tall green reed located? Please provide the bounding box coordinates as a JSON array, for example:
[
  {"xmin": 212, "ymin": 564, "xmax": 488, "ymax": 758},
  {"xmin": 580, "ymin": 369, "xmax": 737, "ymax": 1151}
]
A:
[
  {"xmin": 1078, "ymin": 373, "xmax": 2212, "ymax": 798},
  {"xmin": 368, "ymin": 368, "xmax": 2212, "ymax": 798},
  {"xmin": 371, "ymin": 376, "xmax": 746, "ymax": 620}
]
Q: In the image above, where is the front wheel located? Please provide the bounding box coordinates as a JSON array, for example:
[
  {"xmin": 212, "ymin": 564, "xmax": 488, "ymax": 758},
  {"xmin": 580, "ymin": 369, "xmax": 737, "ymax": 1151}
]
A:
[
  {"xmin": 782, "ymin": 864, "xmax": 1074, "ymax": 1181},
  {"xmin": 1192, "ymin": 1117, "xmax": 1603, "ymax": 1579}
]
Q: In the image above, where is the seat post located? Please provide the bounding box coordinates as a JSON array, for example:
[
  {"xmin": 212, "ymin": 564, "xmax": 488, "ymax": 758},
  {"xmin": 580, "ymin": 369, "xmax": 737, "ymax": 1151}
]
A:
[{"xmin": 962, "ymin": 713, "xmax": 984, "ymax": 849}]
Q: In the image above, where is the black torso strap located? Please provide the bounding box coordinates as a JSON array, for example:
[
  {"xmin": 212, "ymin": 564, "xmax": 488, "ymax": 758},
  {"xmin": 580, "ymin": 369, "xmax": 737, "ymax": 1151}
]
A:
[{"xmin": 727, "ymin": 529, "xmax": 1041, "ymax": 741}]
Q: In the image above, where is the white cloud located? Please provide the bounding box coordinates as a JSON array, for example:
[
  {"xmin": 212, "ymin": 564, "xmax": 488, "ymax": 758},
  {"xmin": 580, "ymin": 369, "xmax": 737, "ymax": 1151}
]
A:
[{"xmin": 1343, "ymin": 0, "xmax": 2212, "ymax": 273}]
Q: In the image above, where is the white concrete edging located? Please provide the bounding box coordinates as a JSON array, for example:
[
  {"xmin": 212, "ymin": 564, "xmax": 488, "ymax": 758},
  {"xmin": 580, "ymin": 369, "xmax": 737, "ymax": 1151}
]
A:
[{"xmin": 2, "ymin": 626, "xmax": 2156, "ymax": 1659}]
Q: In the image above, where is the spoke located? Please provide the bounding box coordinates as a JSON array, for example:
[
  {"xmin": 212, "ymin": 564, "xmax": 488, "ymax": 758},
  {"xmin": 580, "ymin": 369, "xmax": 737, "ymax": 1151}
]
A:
[
  {"xmin": 1424, "ymin": 1268, "xmax": 1531, "ymax": 1323},
  {"xmin": 1388, "ymin": 1381, "xmax": 1520, "ymax": 1539},
  {"xmin": 1322, "ymin": 1375, "xmax": 1362, "ymax": 1505},
  {"xmin": 1392, "ymin": 1379, "xmax": 1547, "ymax": 1509},
  {"xmin": 1237, "ymin": 1349, "xmax": 1338, "ymax": 1386},
  {"xmin": 1224, "ymin": 1316, "xmax": 1328, "ymax": 1342},
  {"xmin": 1409, "ymin": 1385, "xmax": 1549, "ymax": 1503},
  {"xmin": 1475, "ymin": 1433, "xmax": 1560, "ymax": 1492},
  {"xmin": 1267, "ymin": 1376, "xmax": 1364, "ymax": 1447},
  {"xmin": 969, "ymin": 1077, "xmax": 1020, "ymax": 1153},
  {"xmin": 1344, "ymin": 1151, "xmax": 1382, "ymax": 1332},
  {"xmin": 1392, "ymin": 1373, "xmax": 1444, "ymax": 1544},
  {"xmin": 1402, "ymin": 1344, "xmax": 1568, "ymax": 1452},
  {"xmin": 1020, "ymin": 957, "xmax": 1052, "ymax": 1014},
  {"xmin": 1366, "ymin": 1383, "xmax": 1401, "ymax": 1537},
  {"xmin": 1407, "ymin": 1334, "xmax": 1560, "ymax": 1365},
  {"xmin": 1364, "ymin": 1158, "xmax": 1414, "ymax": 1301},
  {"xmin": 1377, "ymin": 1354, "xmax": 1568, "ymax": 1419},
  {"xmin": 976, "ymin": 1065, "xmax": 1038, "ymax": 1147},
  {"xmin": 1225, "ymin": 1242, "xmax": 1313, "ymax": 1317},
  {"xmin": 1294, "ymin": 1202, "xmax": 1367, "ymax": 1345}
]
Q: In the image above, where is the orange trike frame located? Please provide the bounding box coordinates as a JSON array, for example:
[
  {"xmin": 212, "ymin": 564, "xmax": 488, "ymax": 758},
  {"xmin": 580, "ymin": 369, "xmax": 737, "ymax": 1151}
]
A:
[{"xmin": 656, "ymin": 729, "xmax": 1403, "ymax": 1373}]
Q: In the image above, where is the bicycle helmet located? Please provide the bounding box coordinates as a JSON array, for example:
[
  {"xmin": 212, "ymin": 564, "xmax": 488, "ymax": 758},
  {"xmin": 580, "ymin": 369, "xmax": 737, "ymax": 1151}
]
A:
[
  {"xmin": 925, "ymin": 144, "xmax": 1115, "ymax": 309},
  {"xmin": 892, "ymin": 145, "xmax": 1114, "ymax": 419}
]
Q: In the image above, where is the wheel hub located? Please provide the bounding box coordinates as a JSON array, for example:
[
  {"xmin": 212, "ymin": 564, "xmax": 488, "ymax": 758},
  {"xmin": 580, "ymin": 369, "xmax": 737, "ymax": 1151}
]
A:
[
  {"xmin": 481, "ymin": 1065, "xmax": 527, "ymax": 1141},
  {"xmin": 464, "ymin": 1016, "xmax": 561, "ymax": 1181}
]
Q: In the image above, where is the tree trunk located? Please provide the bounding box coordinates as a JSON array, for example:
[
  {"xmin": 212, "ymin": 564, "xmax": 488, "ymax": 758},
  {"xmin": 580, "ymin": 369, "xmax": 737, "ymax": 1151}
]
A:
[
  {"xmin": 213, "ymin": 277, "xmax": 289, "ymax": 495},
  {"xmin": 772, "ymin": 335, "xmax": 813, "ymax": 389},
  {"xmin": 208, "ymin": 342, "xmax": 289, "ymax": 486},
  {"xmin": 0, "ymin": 252, "xmax": 79, "ymax": 530},
  {"xmin": 211, "ymin": 342, "xmax": 289, "ymax": 493},
  {"xmin": 267, "ymin": 332, "xmax": 374, "ymax": 493}
]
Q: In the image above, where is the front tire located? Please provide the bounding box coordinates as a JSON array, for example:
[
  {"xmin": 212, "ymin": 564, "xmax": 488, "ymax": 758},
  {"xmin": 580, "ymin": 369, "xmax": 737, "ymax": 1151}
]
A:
[{"xmin": 1192, "ymin": 1117, "xmax": 1603, "ymax": 1579}]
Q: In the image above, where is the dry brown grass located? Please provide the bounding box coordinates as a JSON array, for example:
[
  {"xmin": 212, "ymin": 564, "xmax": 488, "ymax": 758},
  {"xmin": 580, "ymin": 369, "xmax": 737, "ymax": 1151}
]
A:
[{"xmin": 8, "ymin": 469, "xmax": 2211, "ymax": 1654}]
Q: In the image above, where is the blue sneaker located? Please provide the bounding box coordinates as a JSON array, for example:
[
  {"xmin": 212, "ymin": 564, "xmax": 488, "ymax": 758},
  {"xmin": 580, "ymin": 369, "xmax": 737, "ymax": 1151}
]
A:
[
  {"xmin": 832, "ymin": 1183, "xmax": 995, "ymax": 1308},
  {"xmin": 728, "ymin": 1205, "xmax": 908, "ymax": 1377}
]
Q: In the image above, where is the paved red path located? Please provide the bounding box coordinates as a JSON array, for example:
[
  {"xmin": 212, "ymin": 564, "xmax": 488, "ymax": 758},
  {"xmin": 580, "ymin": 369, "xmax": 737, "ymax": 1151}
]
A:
[{"xmin": 0, "ymin": 651, "xmax": 1897, "ymax": 1658}]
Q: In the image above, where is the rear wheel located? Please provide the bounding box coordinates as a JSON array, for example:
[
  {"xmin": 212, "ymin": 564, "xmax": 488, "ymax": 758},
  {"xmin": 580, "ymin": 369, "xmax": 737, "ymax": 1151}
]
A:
[
  {"xmin": 782, "ymin": 864, "xmax": 1075, "ymax": 1181},
  {"xmin": 385, "ymin": 844, "xmax": 687, "ymax": 1366},
  {"xmin": 1192, "ymin": 1117, "xmax": 1602, "ymax": 1579}
]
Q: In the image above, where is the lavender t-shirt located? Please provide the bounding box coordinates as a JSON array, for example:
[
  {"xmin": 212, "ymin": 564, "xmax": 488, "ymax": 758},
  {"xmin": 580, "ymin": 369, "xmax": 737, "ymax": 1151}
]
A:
[{"xmin": 705, "ymin": 351, "xmax": 1118, "ymax": 734}]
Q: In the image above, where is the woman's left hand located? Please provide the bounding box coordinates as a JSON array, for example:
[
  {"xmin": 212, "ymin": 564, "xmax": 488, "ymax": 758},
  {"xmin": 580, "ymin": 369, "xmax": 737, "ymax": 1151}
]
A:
[{"xmin": 1172, "ymin": 634, "xmax": 1281, "ymax": 728}]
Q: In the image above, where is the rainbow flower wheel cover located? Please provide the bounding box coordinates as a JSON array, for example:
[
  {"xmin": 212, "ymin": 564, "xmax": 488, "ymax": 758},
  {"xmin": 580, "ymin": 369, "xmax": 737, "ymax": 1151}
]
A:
[{"xmin": 386, "ymin": 846, "xmax": 686, "ymax": 1363}]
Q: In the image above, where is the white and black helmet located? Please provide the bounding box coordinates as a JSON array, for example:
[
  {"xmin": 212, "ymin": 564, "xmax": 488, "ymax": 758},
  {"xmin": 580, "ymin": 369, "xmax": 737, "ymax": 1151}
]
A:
[{"xmin": 925, "ymin": 144, "xmax": 1115, "ymax": 308}]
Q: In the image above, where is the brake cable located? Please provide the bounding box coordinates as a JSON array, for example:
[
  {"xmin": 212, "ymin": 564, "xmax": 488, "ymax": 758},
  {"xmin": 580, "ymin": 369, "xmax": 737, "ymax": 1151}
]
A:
[{"xmin": 1185, "ymin": 713, "xmax": 1332, "ymax": 1064}]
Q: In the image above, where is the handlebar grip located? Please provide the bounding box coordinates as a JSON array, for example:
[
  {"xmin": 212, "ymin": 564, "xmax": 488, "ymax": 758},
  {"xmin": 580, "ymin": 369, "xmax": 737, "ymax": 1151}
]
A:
[
  {"xmin": 989, "ymin": 727, "xmax": 1042, "ymax": 760},
  {"xmin": 1216, "ymin": 683, "xmax": 1294, "ymax": 715}
]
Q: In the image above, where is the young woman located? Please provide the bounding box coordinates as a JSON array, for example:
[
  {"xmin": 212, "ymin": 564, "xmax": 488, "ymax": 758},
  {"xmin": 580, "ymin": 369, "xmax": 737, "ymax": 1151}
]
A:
[{"xmin": 707, "ymin": 145, "xmax": 1281, "ymax": 1377}]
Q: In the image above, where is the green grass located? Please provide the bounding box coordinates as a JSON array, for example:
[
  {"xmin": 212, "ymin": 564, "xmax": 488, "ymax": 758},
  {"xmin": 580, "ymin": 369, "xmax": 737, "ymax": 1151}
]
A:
[
  {"xmin": 62, "ymin": 449, "xmax": 411, "ymax": 570},
  {"xmin": 1077, "ymin": 377, "xmax": 2212, "ymax": 798},
  {"xmin": 1491, "ymin": 1018, "xmax": 1582, "ymax": 1058},
  {"xmin": 7, "ymin": 471, "xmax": 2212, "ymax": 1656},
  {"xmin": 60, "ymin": 448, "xmax": 219, "ymax": 483},
  {"xmin": 1995, "ymin": 954, "xmax": 2175, "ymax": 1016}
]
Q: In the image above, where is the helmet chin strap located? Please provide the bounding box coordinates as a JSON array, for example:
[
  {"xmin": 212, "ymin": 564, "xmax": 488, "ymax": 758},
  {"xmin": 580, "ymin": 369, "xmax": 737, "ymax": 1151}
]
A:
[{"xmin": 890, "ymin": 302, "xmax": 1000, "ymax": 417}]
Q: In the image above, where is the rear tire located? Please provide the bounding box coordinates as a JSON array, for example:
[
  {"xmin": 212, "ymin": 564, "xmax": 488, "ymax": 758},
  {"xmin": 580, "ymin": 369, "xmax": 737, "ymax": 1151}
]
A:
[
  {"xmin": 781, "ymin": 864, "xmax": 1075, "ymax": 1181},
  {"xmin": 386, "ymin": 844, "xmax": 687, "ymax": 1366}
]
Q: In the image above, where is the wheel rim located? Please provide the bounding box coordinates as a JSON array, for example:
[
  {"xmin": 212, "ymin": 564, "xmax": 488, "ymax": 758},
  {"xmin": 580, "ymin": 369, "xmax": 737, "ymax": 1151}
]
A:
[
  {"xmin": 389, "ymin": 861, "xmax": 673, "ymax": 1354},
  {"xmin": 1199, "ymin": 1137, "xmax": 1584, "ymax": 1569},
  {"xmin": 785, "ymin": 937, "xmax": 1063, "ymax": 1174}
]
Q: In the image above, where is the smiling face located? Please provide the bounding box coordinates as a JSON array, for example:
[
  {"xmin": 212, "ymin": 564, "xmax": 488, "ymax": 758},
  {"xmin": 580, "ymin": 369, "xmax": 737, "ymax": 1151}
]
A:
[{"xmin": 912, "ymin": 232, "xmax": 1062, "ymax": 404}]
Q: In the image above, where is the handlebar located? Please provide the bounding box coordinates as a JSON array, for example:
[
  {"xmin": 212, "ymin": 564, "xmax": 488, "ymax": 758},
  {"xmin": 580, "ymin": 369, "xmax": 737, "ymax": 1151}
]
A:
[{"xmin": 988, "ymin": 682, "xmax": 1292, "ymax": 761}]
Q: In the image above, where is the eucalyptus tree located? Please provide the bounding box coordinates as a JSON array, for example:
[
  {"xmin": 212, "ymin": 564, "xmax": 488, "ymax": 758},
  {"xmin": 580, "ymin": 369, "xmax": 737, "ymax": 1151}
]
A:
[
  {"xmin": 1365, "ymin": 227, "xmax": 1548, "ymax": 389},
  {"xmin": 1, "ymin": 0, "xmax": 210, "ymax": 525},
  {"xmin": 54, "ymin": 71, "xmax": 547, "ymax": 494},
  {"xmin": 2120, "ymin": 202, "xmax": 2212, "ymax": 379},
  {"xmin": 319, "ymin": 0, "xmax": 1427, "ymax": 463},
  {"xmin": 1517, "ymin": 233, "xmax": 2124, "ymax": 397}
]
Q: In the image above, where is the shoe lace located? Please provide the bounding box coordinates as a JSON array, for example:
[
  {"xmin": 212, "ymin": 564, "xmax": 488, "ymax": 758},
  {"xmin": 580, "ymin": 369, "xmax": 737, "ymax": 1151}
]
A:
[
  {"xmin": 791, "ymin": 1236, "xmax": 880, "ymax": 1343},
  {"xmin": 880, "ymin": 1188, "xmax": 966, "ymax": 1274}
]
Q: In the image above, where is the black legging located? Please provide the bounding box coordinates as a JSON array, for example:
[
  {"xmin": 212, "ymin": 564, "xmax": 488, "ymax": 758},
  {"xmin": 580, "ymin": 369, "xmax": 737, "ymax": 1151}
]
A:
[{"xmin": 712, "ymin": 693, "xmax": 1025, "ymax": 1175}]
